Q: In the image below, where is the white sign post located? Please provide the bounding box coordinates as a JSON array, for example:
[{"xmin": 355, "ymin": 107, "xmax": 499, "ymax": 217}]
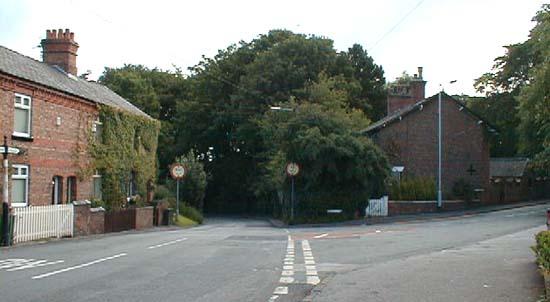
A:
[
  {"xmin": 2, "ymin": 136, "xmax": 20, "ymax": 246},
  {"xmin": 169, "ymin": 163, "xmax": 186, "ymax": 218}
]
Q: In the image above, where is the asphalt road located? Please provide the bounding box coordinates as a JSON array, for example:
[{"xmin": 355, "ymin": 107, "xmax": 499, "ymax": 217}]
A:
[{"xmin": 0, "ymin": 203, "xmax": 547, "ymax": 302}]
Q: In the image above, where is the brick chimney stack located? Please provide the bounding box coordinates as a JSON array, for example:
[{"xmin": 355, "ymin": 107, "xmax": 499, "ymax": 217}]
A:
[
  {"xmin": 386, "ymin": 66, "xmax": 427, "ymax": 115},
  {"xmin": 41, "ymin": 29, "xmax": 79, "ymax": 76}
]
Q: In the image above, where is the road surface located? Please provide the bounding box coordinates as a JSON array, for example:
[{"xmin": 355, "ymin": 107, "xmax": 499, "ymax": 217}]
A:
[{"xmin": 0, "ymin": 203, "xmax": 546, "ymax": 301}]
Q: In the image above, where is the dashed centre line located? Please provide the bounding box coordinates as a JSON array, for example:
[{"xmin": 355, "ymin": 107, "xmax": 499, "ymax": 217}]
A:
[{"xmin": 147, "ymin": 238, "xmax": 187, "ymax": 249}]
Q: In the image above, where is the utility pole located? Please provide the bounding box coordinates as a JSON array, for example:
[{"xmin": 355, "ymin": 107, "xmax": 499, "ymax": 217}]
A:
[{"xmin": 437, "ymin": 89, "xmax": 442, "ymax": 208}]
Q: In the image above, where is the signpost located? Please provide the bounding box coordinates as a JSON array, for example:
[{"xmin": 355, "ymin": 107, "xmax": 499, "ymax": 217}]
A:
[
  {"xmin": 169, "ymin": 163, "xmax": 186, "ymax": 218},
  {"xmin": 285, "ymin": 162, "xmax": 300, "ymax": 222},
  {"xmin": 2, "ymin": 136, "xmax": 20, "ymax": 246}
]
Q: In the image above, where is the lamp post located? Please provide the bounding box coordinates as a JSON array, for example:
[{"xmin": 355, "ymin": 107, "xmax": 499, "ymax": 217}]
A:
[{"xmin": 437, "ymin": 80, "xmax": 457, "ymax": 208}]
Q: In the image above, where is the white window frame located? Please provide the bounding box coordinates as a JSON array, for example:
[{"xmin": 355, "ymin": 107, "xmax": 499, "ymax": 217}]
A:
[
  {"xmin": 92, "ymin": 172, "xmax": 102, "ymax": 201},
  {"xmin": 11, "ymin": 164, "xmax": 29, "ymax": 207},
  {"xmin": 13, "ymin": 93, "xmax": 32, "ymax": 138}
]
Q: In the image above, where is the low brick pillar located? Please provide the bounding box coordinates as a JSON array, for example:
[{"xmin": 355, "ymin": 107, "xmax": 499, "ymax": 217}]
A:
[
  {"xmin": 89, "ymin": 207, "xmax": 105, "ymax": 234},
  {"xmin": 135, "ymin": 207, "xmax": 153, "ymax": 230},
  {"xmin": 73, "ymin": 200, "xmax": 91, "ymax": 236}
]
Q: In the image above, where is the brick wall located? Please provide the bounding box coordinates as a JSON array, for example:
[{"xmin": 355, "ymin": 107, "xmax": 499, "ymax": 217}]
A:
[
  {"xmin": 73, "ymin": 201, "xmax": 105, "ymax": 236},
  {"xmin": 135, "ymin": 206, "xmax": 153, "ymax": 230},
  {"xmin": 388, "ymin": 200, "xmax": 465, "ymax": 216},
  {"xmin": 373, "ymin": 95, "xmax": 491, "ymax": 202},
  {"xmin": 0, "ymin": 73, "xmax": 98, "ymax": 206}
]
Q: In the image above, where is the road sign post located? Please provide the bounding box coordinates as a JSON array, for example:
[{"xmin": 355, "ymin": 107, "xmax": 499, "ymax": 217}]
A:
[
  {"xmin": 2, "ymin": 136, "xmax": 20, "ymax": 246},
  {"xmin": 169, "ymin": 163, "xmax": 186, "ymax": 219},
  {"xmin": 285, "ymin": 162, "xmax": 300, "ymax": 222}
]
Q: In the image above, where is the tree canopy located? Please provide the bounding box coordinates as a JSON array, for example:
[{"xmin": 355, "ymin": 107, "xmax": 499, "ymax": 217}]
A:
[
  {"xmin": 473, "ymin": 4, "xmax": 549, "ymax": 172},
  {"xmin": 100, "ymin": 30, "xmax": 390, "ymax": 215}
]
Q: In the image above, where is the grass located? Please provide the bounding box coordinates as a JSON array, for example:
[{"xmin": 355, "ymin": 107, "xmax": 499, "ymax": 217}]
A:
[{"xmin": 175, "ymin": 215, "xmax": 198, "ymax": 228}]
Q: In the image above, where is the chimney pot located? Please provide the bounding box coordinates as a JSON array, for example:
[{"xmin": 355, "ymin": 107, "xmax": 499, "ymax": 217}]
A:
[
  {"xmin": 41, "ymin": 28, "xmax": 79, "ymax": 75},
  {"xmin": 418, "ymin": 67, "xmax": 423, "ymax": 79}
]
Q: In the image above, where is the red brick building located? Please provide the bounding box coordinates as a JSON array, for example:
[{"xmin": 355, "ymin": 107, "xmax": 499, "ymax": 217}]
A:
[
  {"xmin": 0, "ymin": 29, "xmax": 150, "ymax": 207},
  {"xmin": 361, "ymin": 68, "xmax": 497, "ymax": 202}
]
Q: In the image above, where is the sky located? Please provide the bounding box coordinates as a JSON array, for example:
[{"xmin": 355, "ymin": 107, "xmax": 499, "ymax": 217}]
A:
[{"xmin": 0, "ymin": 0, "xmax": 546, "ymax": 96}]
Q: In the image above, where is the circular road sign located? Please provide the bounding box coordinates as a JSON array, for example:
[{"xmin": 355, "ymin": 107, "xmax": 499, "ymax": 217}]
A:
[
  {"xmin": 286, "ymin": 162, "xmax": 300, "ymax": 177},
  {"xmin": 170, "ymin": 163, "xmax": 186, "ymax": 180}
]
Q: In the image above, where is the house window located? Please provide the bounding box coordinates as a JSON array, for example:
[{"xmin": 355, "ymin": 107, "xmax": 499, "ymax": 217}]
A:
[
  {"xmin": 52, "ymin": 176, "xmax": 63, "ymax": 205},
  {"xmin": 67, "ymin": 176, "xmax": 77, "ymax": 203},
  {"xmin": 91, "ymin": 118, "xmax": 103, "ymax": 142},
  {"xmin": 127, "ymin": 171, "xmax": 137, "ymax": 199},
  {"xmin": 92, "ymin": 173, "xmax": 102, "ymax": 201},
  {"xmin": 11, "ymin": 164, "xmax": 29, "ymax": 207},
  {"xmin": 13, "ymin": 93, "xmax": 32, "ymax": 138}
]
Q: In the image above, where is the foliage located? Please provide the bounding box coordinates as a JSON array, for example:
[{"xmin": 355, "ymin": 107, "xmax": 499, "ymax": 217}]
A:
[
  {"xmin": 179, "ymin": 203, "xmax": 204, "ymax": 224},
  {"xmin": 166, "ymin": 149, "xmax": 208, "ymax": 211},
  {"xmin": 475, "ymin": 5, "xmax": 549, "ymax": 173},
  {"xmin": 175, "ymin": 215, "xmax": 198, "ymax": 227},
  {"xmin": 254, "ymin": 74, "xmax": 390, "ymax": 222},
  {"xmin": 101, "ymin": 30, "xmax": 388, "ymax": 215},
  {"xmin": 153, "ymin": 185, "xmax": 173, "ymax": 200},
  {"xmin": 463, "ymin": 95, "xmax": 519, "ymax": 157},
  {"xmin": 99, "ymin": 65, "xmax": 189, "ymax": 178},
  {"xmin": 451, "ymin": 178, "xmax": 474, "ymax": 202},
  {"xmin": 389, "ymin": 177, "xmax": 436, "ymax": 201},
  {"xmin": 533, "ymin": 231, "xmax": 550, "ymax": 272},
  {"xmin": 87, "ymin": 106, "xmax": 160, "ymax": 210}
]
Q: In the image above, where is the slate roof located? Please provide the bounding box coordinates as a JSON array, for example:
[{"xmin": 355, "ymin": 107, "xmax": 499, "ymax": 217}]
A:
[
  {"xmin": 0, "ymin": 45, "xmax": 149, "ymax": 118},
  {"xmin": 490, "ymin": 158, "xmax": 530, "ymax": 178},
  {"xmin": 359, "ymin": 93, "xmax": 498, "ymax": 135}
]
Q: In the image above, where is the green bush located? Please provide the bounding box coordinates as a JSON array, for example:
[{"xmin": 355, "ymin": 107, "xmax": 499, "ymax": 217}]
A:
[
  {"xmin": 389, "ymin": 177, "xmax": 436, "ymax": 200},
  {"xmin": 533, "ymin": 231, "xmax": 550, "ymax": 272},
  {"xmin": 179, "ymin": 203, "xmax": 204, "ymax": 224},
  {"xmin": 154, "ymin": 185, "xmax": 173, "ymax": 200}
]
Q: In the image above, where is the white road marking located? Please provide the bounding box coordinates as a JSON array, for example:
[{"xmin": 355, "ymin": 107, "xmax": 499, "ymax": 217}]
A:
[
  {"xmin": 281, "ymin": 270, "xmax": 294, "ymax": 276},
  {"xmin": 306, "ymin": 270, "xmax": 318, "ymax": 276},
  {"xmin": 268, "ymin": 294, "xmax": 279, "ymax": 301},
  {"xmin": 147, "ymin": 238, "xmax": 187, "ymax": 249},
  {"xmin": 31, "ymin": 253, "xmax": 127, "ymax": 280},
  {"xmin": 279, "ymin": 276, "xmax": 294, "ymax": 283},
  {"xmin": 274, "ymin": 286, "xmax": 288, "ymax": 295},
  {"xmin": 307, "ymin": 276, "xmax": 320, "ymax": 285},
  {"xmin": 283, "ymin": 265, "xmax": 294, "ymax": 270},
  {"xmin": 305, "ymin": 260, "xmax": 316, "ymax": 265},
  {"xmin": 314, "ymin": 233, "xmax": 328, "ymax": 239},
  {"xmin": 305, "ymin": 265, "xmax": 316, "ymax": 270},
  {"xmin": 7, "ymin": 260, "xmax": 64, "ymax": 272}
]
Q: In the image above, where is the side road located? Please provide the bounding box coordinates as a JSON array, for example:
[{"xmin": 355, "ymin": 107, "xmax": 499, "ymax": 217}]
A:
[{"xmin": 269, "ymin": 199, "xmax": 550, "ymax": 228}]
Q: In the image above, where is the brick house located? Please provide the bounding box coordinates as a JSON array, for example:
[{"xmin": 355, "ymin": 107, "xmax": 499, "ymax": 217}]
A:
[
  {"xmin": 0, "ymin": 29, "xmax": 151, "ymax": 208},
  {"xmin": 361, "ymin": 68, "xmax": 497, "ymax": 202}
]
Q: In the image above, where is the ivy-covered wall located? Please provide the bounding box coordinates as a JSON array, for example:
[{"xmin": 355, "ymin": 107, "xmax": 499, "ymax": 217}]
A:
[{"xmin": 87, "ymin": 106, "xmax": 160, "ymax": 210}]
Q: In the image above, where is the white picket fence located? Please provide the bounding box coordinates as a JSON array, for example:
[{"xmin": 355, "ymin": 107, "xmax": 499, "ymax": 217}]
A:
[
  {"xmin": 12, "ymin": 204, "xmax": 74, "ymax": 244},
  {"xmin": 365, "ymin": 196, "xmax": 388, "ymax": 217}
]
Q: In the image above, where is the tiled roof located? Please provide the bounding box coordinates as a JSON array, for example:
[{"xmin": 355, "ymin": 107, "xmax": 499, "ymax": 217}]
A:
[
  {"xmin": 359, "ymin": 93, "xmax": 498, "ymax": 135},
  {"xmin": 0, "ymin": 45, "xmax": 149, "ymax": 118},
  {"xmin": 490, "ymin": 158, "xmax": 530, "ymax": 178}
]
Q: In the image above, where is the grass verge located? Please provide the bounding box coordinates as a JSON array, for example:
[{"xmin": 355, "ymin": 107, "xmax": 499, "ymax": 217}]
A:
[{"xmin": 175, "ymin": 215, "xmax": 198, "ymax": 228}]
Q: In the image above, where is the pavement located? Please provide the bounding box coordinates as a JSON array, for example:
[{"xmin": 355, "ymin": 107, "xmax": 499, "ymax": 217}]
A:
[{"xmin": 0, "ymin": 201, "xmax": 548, "ymax": 301}]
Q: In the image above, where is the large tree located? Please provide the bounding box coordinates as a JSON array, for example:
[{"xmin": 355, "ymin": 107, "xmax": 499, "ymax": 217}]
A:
[{"xmin": 474, "ymin": 4, "xmax": 549, "ymax": 172}]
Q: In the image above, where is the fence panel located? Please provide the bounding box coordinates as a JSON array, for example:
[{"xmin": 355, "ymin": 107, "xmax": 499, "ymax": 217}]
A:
[
  {"xmin": 365, "ymin": 196, "xmax": 388, "ymax": 217},
  {"xmin": 12, "ymin": 204, "xmax": 74, "ymax": 244}
]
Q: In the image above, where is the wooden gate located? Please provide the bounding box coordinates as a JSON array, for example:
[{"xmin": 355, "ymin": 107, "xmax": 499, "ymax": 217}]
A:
[{"xmin": 104, "ymin": 209, "xmax": 136, "ymax": 233}]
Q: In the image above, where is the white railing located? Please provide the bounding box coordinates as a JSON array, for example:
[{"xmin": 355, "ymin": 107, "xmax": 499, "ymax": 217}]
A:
[
  {"xmin": 12, "ymin": 204, "xmax": 74, "ymax": 244},
  {"xmin": 365, "ymin": 196, "xmax": 388, "ymax": 217}
]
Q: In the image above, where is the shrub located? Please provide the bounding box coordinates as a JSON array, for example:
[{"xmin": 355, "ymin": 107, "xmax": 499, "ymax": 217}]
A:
[
  {"xmin": 389, "ymin": 177, "xmax": 436, "ymax": 200},
  {"xmin": 179, "ymin": 203, "xmax": 204, "ymax": 224},
  {"xmin": 533, "ymin": 231, "xmax": 550, "ymax": 272},
  {"xmin": 154, "ymin": 185, "xmax": 173, "ymax": 200}
]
